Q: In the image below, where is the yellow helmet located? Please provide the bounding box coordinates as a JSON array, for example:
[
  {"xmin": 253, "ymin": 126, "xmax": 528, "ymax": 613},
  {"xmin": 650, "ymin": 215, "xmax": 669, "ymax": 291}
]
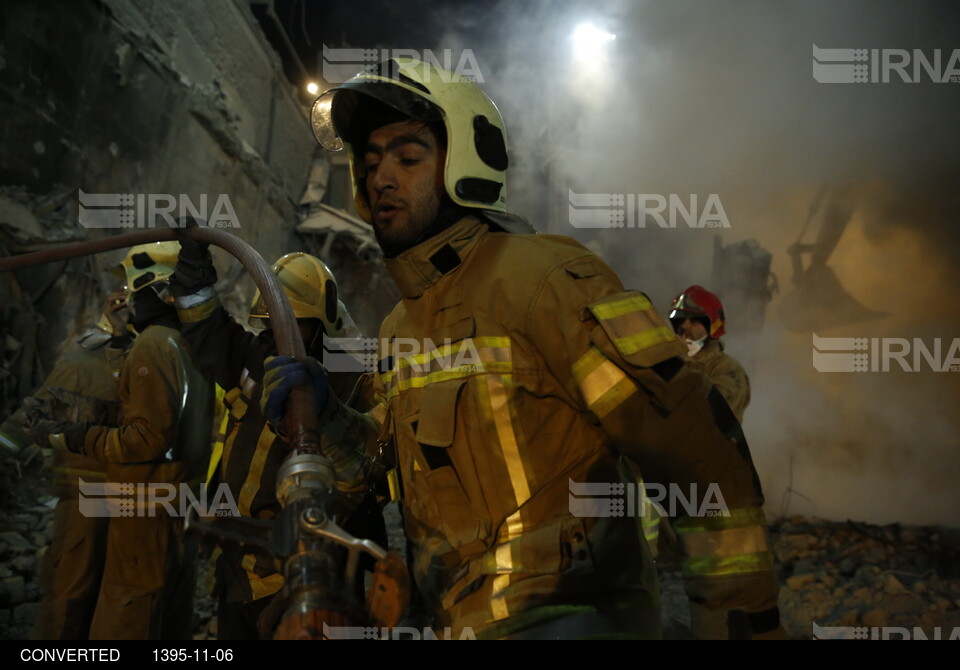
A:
[
  {"xmin": 311, "ymin": 57, "xmax": 509, "ymax": 223},
  {"xmin": 249, "ymin": 253, "xmax": 344, "ymax": 336},
  {"xmin": 113, "ymin": 241, "xmax": 180, "ymax": 294}
]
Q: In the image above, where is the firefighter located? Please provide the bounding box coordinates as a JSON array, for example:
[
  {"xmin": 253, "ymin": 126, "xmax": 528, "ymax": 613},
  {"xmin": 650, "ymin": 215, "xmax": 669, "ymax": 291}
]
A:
[
  {"xmin": 169, "ymin": 244, "xmax": 377, "ymax": 639},
  {"xmin": 6, "ymin": 289, "xmax": 130, "ymax": 639},
  {"xmin": 39, "ymin": 242, "xmax": 213, "ymax": 639},
  {"xmin": 668, "ymin": 285, "xmax": 751, "ymax": 423},
  {"xmin": 263, "ymin": 57, "xmax": 782, "ymax": 639}
]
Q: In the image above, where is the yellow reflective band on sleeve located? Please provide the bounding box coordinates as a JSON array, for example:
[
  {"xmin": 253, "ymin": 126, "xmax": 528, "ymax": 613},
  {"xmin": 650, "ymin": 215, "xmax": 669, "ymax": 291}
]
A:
[
  {"xmin": 681, "ymin": 551, "xmax": 775, "ymax": 578},
  {"xmin": 613, "ymin": 326, "xmax": 677, "ymax": 356},
  {"xmin": 175, "ymin": 295, "xmax": 221, "ymax": 324},
  {"xmin": 674, "ymin": 507, "xmax": 774, "ymax": 577},
  {"xmin": 591, "ymin": 294, "xmax": 654, "ymax": 319},
  {"xmin": 0, "ymin": 431, "xmax": 23, "ymax": 454},
  {"xmin": 678, "ymin": 524, "xmax": 770, "ymax": 560},
  {"xmin": 572, "ymin": 348, "xmax": 637, "ymax": 418},
  {"xmin": 241, "ymin": 553, "xmax": 284, "ymax": 600},
  {"xmin": 238, "ymin": 425, "xmax": 275, "ymax": 516},
  {"xmin": 591, "ymin": 295, "xmax": 678, "ymax": 356},
  {"xmin": 386, "ymin": 468, "xmax": 400, "ymax": 503},
  {"xmin": 206, "ymin": 408, "xmax": 228, "ymax": 487},
  {"xmin": 673, "ymin": 506, "xmax": 767, "ymax": 533}
]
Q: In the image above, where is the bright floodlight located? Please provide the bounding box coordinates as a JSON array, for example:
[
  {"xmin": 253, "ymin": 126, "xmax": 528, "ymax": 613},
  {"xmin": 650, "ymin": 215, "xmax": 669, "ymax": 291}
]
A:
[
  {"xmin": 306, "ymin": 82, "xmax": 320, "ymax": 96},
  {"xmin": 572, "ymin": 22, "xmax": 616, "ymax": 57}
]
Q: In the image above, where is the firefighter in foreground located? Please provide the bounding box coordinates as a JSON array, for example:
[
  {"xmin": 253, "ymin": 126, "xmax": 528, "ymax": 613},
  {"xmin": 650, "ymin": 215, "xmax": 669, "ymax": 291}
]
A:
[
  {"xmin": 4, "ymin": 289, "xmax": 130, "ymax": 639},
  {"xmin": 170, "ymin": 244, "xmax": 378, "ymax": 639},
  {"xmin": 39, "ymin": 242, "xmax": 213, "ymax": 639},
  {"xmin": 668, "ymin": 285, "xmax": 750, "ymax": 423},
  {"xmin": 262, "ymin": 58, "xmax": 782, "ymax": 639}
]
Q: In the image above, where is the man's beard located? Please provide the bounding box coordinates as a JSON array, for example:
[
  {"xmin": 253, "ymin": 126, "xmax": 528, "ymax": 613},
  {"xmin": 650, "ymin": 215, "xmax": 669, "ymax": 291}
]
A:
[{"xmin": 374, "ymin": 195, "xmax": 463, "ymax": 258}]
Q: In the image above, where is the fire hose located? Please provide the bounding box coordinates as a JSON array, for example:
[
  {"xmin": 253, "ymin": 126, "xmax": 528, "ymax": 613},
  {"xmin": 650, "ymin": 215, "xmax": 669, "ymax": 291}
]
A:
[{"xmin": 1, "ymin": 228, "xmax": 407, "ymax": 639}]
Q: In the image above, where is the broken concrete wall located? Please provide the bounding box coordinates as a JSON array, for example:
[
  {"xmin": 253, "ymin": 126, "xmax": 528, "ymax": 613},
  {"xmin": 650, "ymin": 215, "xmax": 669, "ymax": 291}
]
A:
[{"xmin": 0, "ymin": 0, "xmax": 316, "ymax": 413}]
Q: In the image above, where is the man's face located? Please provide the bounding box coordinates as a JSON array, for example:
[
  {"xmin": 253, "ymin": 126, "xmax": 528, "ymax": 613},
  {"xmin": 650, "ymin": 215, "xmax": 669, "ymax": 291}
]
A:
[
  {"xmin": 363, "ymin": 120, "xmax": 446, "ymax": 257},
  {"xmin": 675, "ymin": 317, "xmax": 709, "ymax": 342}
]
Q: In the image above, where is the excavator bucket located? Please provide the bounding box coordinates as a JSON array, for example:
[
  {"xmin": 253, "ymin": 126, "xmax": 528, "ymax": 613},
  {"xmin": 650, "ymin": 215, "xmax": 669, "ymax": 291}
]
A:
[{"xmin": 779, "ymin": 262, "xmax": 886, "ymax": 332}]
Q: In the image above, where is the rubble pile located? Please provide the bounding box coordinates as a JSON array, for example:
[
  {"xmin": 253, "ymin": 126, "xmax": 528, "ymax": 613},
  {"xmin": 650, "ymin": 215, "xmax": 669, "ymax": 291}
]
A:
[
  {"xmin": 0, "ymin": 504, "xmax": 50, "ymax": 638},
  {"xmin": 772, "ymin": 516, "xmax": 960, "ymax": 639}
]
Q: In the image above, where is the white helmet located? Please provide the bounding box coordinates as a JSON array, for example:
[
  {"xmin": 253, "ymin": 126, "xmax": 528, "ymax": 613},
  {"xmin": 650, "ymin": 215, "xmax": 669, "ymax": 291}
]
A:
[{"xmin": 311, "ymin": 57, "xmax": 510, "ymax": 224}]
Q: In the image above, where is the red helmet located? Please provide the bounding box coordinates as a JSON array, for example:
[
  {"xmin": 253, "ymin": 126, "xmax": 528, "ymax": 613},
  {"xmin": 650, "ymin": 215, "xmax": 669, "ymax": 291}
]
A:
[{"xmin": 668, "ymin": 285, "xmax": 726, "ymax": 339}]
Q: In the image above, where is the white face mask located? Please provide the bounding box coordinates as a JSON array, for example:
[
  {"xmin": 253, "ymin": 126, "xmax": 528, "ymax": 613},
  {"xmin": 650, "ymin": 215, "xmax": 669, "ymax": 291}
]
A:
[{"xmin": 685, "ymin": 337, "xmax": 706, "ymax": 357}]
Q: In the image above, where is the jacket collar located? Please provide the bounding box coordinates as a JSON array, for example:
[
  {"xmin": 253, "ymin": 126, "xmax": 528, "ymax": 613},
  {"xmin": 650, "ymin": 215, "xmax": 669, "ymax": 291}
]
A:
[
  {"xmin": 384, "ymin": 216, "xmax": 487, "ymax": 299},
  {"xmin": 697, "ymin": 338, "xmax": 725, "ymax": 356}
]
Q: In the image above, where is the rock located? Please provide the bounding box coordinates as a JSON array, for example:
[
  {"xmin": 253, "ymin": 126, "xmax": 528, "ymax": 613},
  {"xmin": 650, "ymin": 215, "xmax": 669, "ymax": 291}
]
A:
[
  {"xmin": 11, "ymin": 556, "xmax": 36, "ymax": 574},
  {"xmin": 787, "ymin": 574, "xmax": 816, "ymax": 590},
  {"xmin": 821, "ymin": 574, "xmax": 837, "ymax": 588},
  {"xmin": 852, "ymin": 587, "xmax": 872, "ymax": 601},
  {"xmin": 838, "ymin": 557, "xmax": 858, "ymax": 576},
  {"xmin": 793, "ymin": 558, "xmax": 817, "ymax": 575},
  {"xmin": 884, "ymin": 575, "xmax": 906, "ymax": 593},
  {"xmin": 31, "ymin": 532, "xmax": 47, "ymax": 548},
  {"xmin": 12, "ymin": 601, "xmax": 39, "ymax": 625},
  {"xmin": 11, "ymin": 513, "xmax": 37, "ymax": 528},
  {"xmin": 0, "ymin": 564, "xmax": 12, "ymax": 579},
  {"xmin": 854, "ymin": 565, "xmax": 881, "ymax": 584},
  {"xmin": 862, "ymin": 609, "xmax": 889, "ymax": 627},
  {"xmin": 933, "ymin": 597, "xmax": 953, "ymax": 611},
  {"xmin": 0, "ymin": 531, "xmax": 34, "ymax": 554},
  {"xmin": 0, "ymin": 609, "xmax": 10, "ymax": 624},
  {"xmin": 25, "ymin": 583, "xmax": 39, "ymax": 601},
  {"xmin": 838, "ymin": 609, "xmax": 860, "ymax": 626},
  {"xmin": 1, "ymin": 576, "xmax": 26, "ymax": 606}
]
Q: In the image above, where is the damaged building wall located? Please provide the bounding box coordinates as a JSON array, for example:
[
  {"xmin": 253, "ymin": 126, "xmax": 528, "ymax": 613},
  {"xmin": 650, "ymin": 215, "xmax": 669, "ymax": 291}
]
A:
[{"xmin": 0, "ymin": 0, "xmax": 317, "ymax": 416}]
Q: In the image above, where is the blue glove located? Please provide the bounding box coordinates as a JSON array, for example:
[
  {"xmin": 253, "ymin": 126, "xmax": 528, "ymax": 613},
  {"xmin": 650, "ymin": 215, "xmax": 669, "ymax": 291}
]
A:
[{"xmin": 261, "ymin": 356, "xmax": 330, "ymax": 427}]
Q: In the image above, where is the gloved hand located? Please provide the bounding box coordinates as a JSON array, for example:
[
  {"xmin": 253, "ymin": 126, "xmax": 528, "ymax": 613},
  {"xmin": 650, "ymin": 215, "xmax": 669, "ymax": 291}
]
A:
[
  {"xmin": 261, "ymin": 356, "xmax": 330, "ymax": 427},
  {"xmin": 171, "ymin": 216, "xmax": 217, "ymax": 296},
  {"xmin": 47, "ymin": 422, "xmax": 90, "ymax": 455},
  {"xmin": 22, "ymin": 396, "xmax": 73, "ymax": 446}
]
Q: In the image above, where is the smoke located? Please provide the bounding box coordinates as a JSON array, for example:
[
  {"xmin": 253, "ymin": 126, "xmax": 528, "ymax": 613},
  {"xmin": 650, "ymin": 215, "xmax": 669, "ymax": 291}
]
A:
[{"xmin": 358, "ymin": 0, "xmax": 960, "ymax": 525}]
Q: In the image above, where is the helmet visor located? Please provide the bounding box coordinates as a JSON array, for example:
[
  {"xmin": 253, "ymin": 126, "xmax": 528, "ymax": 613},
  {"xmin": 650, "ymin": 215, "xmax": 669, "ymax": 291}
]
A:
[
  {"xmin": 311, "ymin": 91, "xmax": 344, "ymax": 151},
  {"xmin": 316, "ymin": 77, "xmax": 442, "ymax": 152}
]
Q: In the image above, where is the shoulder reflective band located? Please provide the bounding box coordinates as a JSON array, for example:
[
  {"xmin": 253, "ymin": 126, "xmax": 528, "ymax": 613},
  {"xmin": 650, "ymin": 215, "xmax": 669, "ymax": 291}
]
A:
[
  {"xmin": 572, "ymin": 347, "xmax": 637, "ymax": 418},
  {"xmin": 591, "ymin": 295, "xmax": 677, "ymax": 356}
]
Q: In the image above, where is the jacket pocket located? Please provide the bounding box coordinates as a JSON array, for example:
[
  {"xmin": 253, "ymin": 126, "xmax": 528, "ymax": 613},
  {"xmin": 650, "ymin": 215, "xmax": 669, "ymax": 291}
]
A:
[{"xmin": 406, "ymin": 378, "xmax": 490, "ymax": 549}]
